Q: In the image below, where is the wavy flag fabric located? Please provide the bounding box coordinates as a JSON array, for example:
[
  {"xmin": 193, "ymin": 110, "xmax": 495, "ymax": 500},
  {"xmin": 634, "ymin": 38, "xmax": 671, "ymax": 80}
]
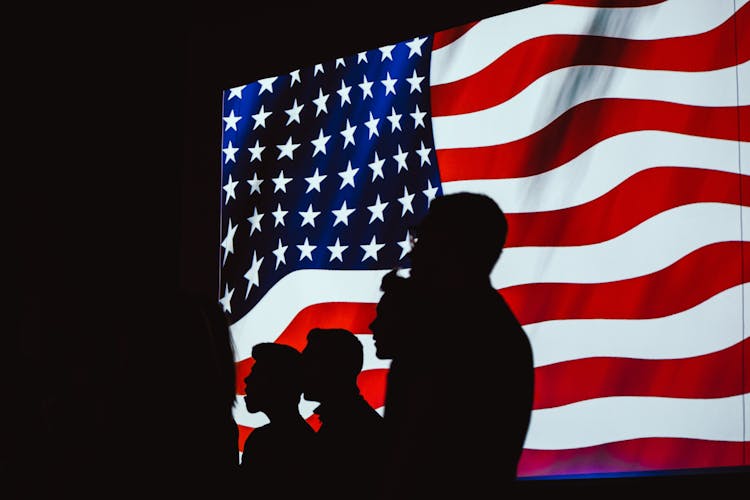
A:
[{"xmin": 218, "ymin": 0, "xmax": 749, "ymax": 478}]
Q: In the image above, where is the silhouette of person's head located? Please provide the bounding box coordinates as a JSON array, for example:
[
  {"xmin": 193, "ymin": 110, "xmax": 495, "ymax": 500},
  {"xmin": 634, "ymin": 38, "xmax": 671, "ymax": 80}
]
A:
[
  {"xmin": 300, "ymin": 328, "xmax": 363, "ymax": 402},
  {"xmin": 369, "ymin": 270, "xmax": 415, "ymax": 360},
  {"xmin": 409, "ymin": 192, "xmax": 507, "ymax": 284},
  {"xmin": 244, "ymin": 342, "xmax": 303, "ymax": 415}
]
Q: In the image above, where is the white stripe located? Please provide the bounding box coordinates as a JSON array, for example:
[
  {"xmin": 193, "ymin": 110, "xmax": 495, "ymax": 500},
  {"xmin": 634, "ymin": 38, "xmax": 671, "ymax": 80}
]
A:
[
  {"xmin": 491, "ymin": 202, "xmax": 745, "ymax": 289},
  {"xmin": 359, "ymin": 333, "xmax": 391, "ymax": 371},
  {"xmin": 431, "ymin": 0, "xmax": 740, "ymax": 85},
  {"xmin": 442, "ymin": 133, "xmax": 744, "ymax": 214},
  {"xmin": 525, "ymin": 284, "xmax": 745, "ymax": 367},
  {"xmin": 524, "ymin": 393, "xmax": 747, "ymax": 449},
  {"xmin": 230, "ymin": 269, "xmax": 388, "ymax": 360},
  {"xmin": 234, "ymin": 393, "xmax": 748, "ymax": 449},
  {"xmin": 432, "ymin": 60, "xmax": 748, "ymax": 149},
  {"xmin": 230, "ymin": 204, "xmax": 745, "ymax": 360}
]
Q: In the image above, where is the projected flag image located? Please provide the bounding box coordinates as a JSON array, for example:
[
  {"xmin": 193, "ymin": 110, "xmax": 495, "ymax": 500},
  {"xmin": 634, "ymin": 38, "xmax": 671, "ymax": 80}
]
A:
[{"xmin": 219, "ymin": 0, "xmax": 749, "ymax": 478}]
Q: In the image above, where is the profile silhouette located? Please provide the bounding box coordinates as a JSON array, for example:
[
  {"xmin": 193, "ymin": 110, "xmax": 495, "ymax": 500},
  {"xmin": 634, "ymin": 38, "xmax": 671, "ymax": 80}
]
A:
[
  {"xmin": 300, "ymin": 328, "xmax": 386, "ymax": 500},
  {"xmin": 239, "ymin": 341, "xmax": 315, "ymax": 498},
  {"xmin": 371, "ymin": 192, "xmax": 535, "ymax": 499}
]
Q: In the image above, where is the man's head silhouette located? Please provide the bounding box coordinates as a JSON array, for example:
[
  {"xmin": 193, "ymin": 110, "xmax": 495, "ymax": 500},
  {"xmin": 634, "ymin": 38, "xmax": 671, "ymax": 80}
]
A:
[
  {"xmin": 300, "ymin": 328, "xmax": 364, "ymax": 403},
  {"xmin": 244, "ymin": 342, "xmax": 303, "ymax": 414},
  {"xmin": 409, "ymin": 192, "xmax": 507, "ymax": 284}
]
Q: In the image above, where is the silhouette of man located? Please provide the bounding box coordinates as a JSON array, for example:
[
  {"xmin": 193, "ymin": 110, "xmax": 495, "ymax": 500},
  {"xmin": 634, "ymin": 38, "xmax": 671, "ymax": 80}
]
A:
[
  {"xmin": 300, "ymin": 328, "xmax": 387, "ymax": 500},
  {"xmin": 371, "ymin": 192, "xmax": 535, "ymax": 499},
  {"xmin": 239, "ymin": 341, "xmax": 316, "ymax": 498}
]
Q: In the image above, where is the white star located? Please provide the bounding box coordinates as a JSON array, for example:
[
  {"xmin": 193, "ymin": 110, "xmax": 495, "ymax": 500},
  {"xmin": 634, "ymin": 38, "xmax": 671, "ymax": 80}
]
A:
[
  {"xmin": 411, "ymin": 104, "xmax": 427, "ymax": 128},
  {"xmin": 247, "ymin": 172, "xmax": 263, "ymax": 195},
  {"xmin": 361, "ymin": 235, "xmax": 385, "ymax": 262},
  {"xmin": 423, "ymin": 179, "xmax": 439, "ymax": 206},
  {"xmin": 393, "ymin": 145, "xmax": 409, "ymax": 172},
  {"xmin": 297, "ymin": 237, "xmax": 316, "ymax": 262},
  {"xmin": 314, "ymin": 63, "xmax": 324, "ymax": 76},
  {"xmin": 247, "ymin": 139, "xmax": 265, "ymax": 162},
  {"xmin": 406, "ymin": 36, "xmax": 428, "ymax": 58},
  {"xmin": 284, "ymin": 98, "xmax": 304, "ymax": 125},
  {"xmin": 367, "ymin": 194, "xmax": 388, "ymax": 223},
  {"xmin": 219, "ymin": 284, "xmax": 234, "ymax": 313},
  {"xmin": 305, "ymin": 168, "xmax": 327, "ymax": 193},
  {"xmin": 364, "ymin": 112, "xmax": 380, "ymax": 139},
  {"xmin": 272, "ymin": 203, "xmax": 288, "ymax": 227},
  {"xmin": 359, "ymin": 74, "xmax": 374, "ymax": 100},
  {"xmin": 277, "ymin": 136, "xmax": 300, "ymax": 160},
  {"xmin": 398, "ymin": 186, "xmax": 415, "ymax": 216},
  {"xmin": 251, "ymin": 105, "xmax": 272, "ymax": 129},
  {"xmin": 386, "ymin": 107, "xmax": 402, "ymax": 132},
  {"xmin": 327, "ymin": 238, "xmax": 348, "ymax": 262},
  {"xmin": 368, "ymin": 151, "xmax": 385, "ymax": 181},
  {"xmin": 244, "ymin": 251, "xmax": 264, "ymax": 298},
  {"xmin": 397, "ymin": 230, "xmax": 413, "ymax": 260},
  {"xmin": 406, "ymin": 69, "xmax": 425, "ymax": 94},
  {"xmin": 379, "ymin": 44, "xmax": 396, "ymax": 61},
  {"xmin": 416, "ymin": 141, "xmax": 432, "ymax": 166},
  {"xmin": 290, "ymin": 69, "xmax": 301, "ymax": 86},
  {"xmin": 299, "ymin": 203, "xmax": 321, "ymax": 227},
  {"xmin": 272, "ymin": 238, "xmax": 288, "ymax": 269},
  {"xmin": 381, "ymin": 72, "xmax": 398, "ymax": 96},
  {"xmin": 335, "ymin": 57, "xmax": 346, "ymax": 68},
  {"xmin": 227, "ymin": 85, "xmax": 246, "ymax": 100},
  {"xmin": 222, "ymin": 141, "xmax": 238, "ymax": 164},
  {"xmin": 223, "ymin": 109, "xmax": 242, "ymax": 131},
  {"xmin": 340, "ymin": 119, "xmax": 357, "ymax": 148},
  {"xmin": 311, "ymin": 128, "xmax": 331, "ymax": 157},
  {"xmin": 313, "ymin": 88, "xmax": 330, "ymax": 116},
  {"xmin": 247, "ymin": 206, "xmax": 264, "ymax": 236},
  {"xmin": 332, "ymin": 200, "xmax": 356, "ymax": 226},
  {"xmin": 271, "ymin": 170, "xmax": 293, "ymax": 193},
  {"xmin": 221, "ymin": 218, "xmax": 237, "ymax": 265},
  {"xmin": 338, "ymin": 161, "xmax": 359, "ymax": 189},
  {"xmin": 223, "ymin": 174, "xmax": 238, "ymax": 204},
  {"xmin": 357, "ymin": 51, "xmax": 368, "ymax": 63},
  {"xmin": 258, "ymin": 76, "xmax": 277, "ymax": 94},
  {"xmin": 337, "ymin": 79, "xmax": 352, "ymax": 106}
]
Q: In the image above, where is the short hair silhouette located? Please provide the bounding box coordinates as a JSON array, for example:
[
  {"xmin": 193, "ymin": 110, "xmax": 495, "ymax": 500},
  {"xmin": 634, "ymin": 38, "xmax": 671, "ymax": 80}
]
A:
[
  {"xmin": 301, "ymin": 328, "xmax": 364, "ymax": 402},
  {"xmin": 244, "ymin": 342, "xmax": 303, "ymax": 413},
  {"xmin": 410, "ymin": 192, "xmax": 507, "ymax": 278}
]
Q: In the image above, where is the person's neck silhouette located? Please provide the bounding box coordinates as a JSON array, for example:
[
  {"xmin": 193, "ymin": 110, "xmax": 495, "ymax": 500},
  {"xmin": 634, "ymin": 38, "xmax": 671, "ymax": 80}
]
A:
[
  {"xmin": 300, "ymin": 328, "xmax": 386, "ymax": 500},
  {"xmin": 239, "ymin": 342, "xmax": 315, "ymax": 498}
]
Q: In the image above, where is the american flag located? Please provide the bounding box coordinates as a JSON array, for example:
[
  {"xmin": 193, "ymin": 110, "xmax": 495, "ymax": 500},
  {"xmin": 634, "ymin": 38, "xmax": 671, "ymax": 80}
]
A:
[{"xmin": 219, "ymin": 0, "xmax": 749, "ymax": 478}]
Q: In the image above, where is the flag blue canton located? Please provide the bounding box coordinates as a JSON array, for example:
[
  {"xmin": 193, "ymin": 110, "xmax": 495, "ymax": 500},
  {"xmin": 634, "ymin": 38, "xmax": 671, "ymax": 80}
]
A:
[{"xmin": 219, "ymin": 36, "xmax": 442, "ymax": 321}]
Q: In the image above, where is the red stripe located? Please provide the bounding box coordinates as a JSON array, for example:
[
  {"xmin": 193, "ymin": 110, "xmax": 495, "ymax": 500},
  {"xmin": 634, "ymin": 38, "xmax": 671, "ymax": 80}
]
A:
[
  {"xmin": 518, "ymin": 437, "xmax": 747, "ymax": 477},
  {"xmin": 236, "ymin": 242, "xmax": 746, "ymax": 398},
  {"xmin": 533, "ymin": 338, "xmax": 749, "ymax": 409},
  {"xmin": 505, "ymin": 168, "xmax": 747, "ymax": 248},
  {"xmin": 436, "ymin": 102, "xmax": 748, "ymax": 182},
  {"xmin": 503, "ymin": 241, "xmax": 749, "ymax": 325},
  {"xmin": 432, "ymin": 22, "xmax": 478, "ymax": 50},
  {"xmin": 357, "ymin": 368, "xmax": 388, "ymax": 410},
  {"xmin": 234, "ymin": 239, "xmax": 747, "ymax": 389},
  {"xmin": 431, "ymin": 4, "xmax": 748, "ymax": 117}
]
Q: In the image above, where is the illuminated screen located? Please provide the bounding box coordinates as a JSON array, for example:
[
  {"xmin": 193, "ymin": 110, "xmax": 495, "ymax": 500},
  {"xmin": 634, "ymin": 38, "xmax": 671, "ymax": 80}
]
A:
[{"xmin": 216, "ymin": 0, "xmax": 749, "ymax": 479}]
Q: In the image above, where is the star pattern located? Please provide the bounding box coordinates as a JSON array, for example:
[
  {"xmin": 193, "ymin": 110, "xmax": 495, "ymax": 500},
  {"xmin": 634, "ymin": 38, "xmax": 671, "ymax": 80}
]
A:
[{"xmin": 218, "ymin": 36, "xmax": 442, "ymax": 320}]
